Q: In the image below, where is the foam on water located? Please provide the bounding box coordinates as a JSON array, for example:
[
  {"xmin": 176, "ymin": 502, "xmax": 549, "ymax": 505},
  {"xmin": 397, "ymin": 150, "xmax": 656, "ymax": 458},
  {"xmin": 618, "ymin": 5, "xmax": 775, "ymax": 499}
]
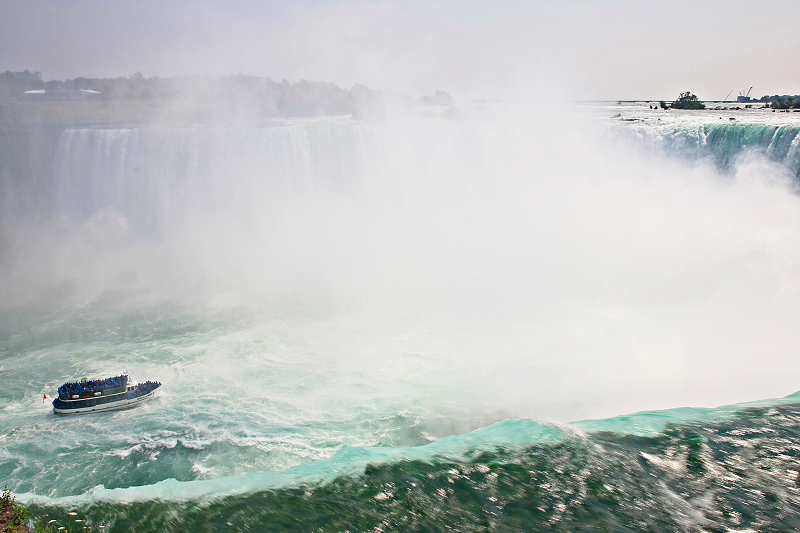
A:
[
  {"xmin": 16, "ymin": 390, "xmax": 800, "ymax": 510},
  {"xmin": 3, "ymin": 106, "xmax": 800, "ymax": 527}
]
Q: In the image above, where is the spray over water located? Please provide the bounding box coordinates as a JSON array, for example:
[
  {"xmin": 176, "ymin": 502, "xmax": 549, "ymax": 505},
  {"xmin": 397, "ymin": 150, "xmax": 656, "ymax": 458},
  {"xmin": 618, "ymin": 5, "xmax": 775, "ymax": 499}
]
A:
[{"xmin": 3, "ymin": 105, "xmax": 800, "ymax": 529}]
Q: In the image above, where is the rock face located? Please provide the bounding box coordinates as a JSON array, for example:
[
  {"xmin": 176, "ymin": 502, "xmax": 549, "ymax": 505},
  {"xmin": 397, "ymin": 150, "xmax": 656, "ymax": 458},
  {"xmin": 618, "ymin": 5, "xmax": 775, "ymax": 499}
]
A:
[{"xmin": 418, "ymin": 91, "xmax": 454, "ymax": 106}]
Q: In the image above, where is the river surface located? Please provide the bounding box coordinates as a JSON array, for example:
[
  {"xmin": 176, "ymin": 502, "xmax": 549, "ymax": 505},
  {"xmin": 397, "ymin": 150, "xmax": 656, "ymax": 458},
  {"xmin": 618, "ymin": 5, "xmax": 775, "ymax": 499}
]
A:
[{"xmin": 2, "ymin": 103, "xmax": 800, "ymax": 531}]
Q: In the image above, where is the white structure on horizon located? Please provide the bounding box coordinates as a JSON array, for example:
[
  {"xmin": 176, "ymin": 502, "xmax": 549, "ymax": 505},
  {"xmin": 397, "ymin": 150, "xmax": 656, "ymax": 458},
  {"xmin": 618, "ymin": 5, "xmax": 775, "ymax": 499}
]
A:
[{"xmin": 22, "ymin": 88, "xmax": 103, "ymax": 101}]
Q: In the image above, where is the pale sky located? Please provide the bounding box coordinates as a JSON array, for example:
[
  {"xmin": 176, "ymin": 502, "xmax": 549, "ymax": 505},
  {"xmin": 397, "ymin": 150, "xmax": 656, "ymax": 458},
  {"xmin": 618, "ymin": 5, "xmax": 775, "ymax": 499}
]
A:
[{"xmin": 1, "ymin": 0, "xmax": 798, "ymax": 101}]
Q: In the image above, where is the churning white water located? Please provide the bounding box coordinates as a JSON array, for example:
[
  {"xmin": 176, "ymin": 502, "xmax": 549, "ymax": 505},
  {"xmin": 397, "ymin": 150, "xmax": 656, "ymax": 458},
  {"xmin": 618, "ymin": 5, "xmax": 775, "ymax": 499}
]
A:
[{"xmin": 2, "ymin": 106, "xmax": 800, "ymax": 498}]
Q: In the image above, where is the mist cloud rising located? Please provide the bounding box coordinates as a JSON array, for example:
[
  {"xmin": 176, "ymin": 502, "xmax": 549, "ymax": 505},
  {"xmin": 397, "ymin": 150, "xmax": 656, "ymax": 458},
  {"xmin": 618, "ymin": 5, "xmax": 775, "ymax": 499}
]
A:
[{"xmin": 3, "ymin": 108, "xmax": 800, "ymax": 420}]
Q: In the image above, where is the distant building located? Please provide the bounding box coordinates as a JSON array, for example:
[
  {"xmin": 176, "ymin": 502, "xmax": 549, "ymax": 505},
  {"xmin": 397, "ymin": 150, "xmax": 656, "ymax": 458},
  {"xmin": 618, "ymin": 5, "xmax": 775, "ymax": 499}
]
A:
[
  {"xmin": 12, "ymin": 70, "xmax": 43, "ymax": 82},
  {"xmin": 736, "ymin": 96, "xmax": 752, "ymax": 103},
  {"xmin": 22, "ymin": 89, "xmax": 103, "ymax": 101}
]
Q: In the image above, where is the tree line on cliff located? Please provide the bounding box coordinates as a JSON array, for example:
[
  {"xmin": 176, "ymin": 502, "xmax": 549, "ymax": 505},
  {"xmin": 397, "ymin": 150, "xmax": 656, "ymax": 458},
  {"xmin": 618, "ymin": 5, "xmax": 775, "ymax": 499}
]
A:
[{"xmin": 0, "ymin": 72, "xmax": 458, "ymax": 121}]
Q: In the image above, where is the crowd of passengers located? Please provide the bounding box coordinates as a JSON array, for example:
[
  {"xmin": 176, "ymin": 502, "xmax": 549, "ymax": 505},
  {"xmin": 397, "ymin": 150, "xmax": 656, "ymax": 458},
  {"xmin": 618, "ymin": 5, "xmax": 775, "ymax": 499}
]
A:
[
  {"xmin": 53, "ymin": 380, "xmax": 161, "ymax": 409},
  {"xmin": 138, "ymin": 381, "xmax": 161, "ymax": 394},
  {"xmin": 58, "ymin": 375, "xmax": 128, "ymax": 396}
]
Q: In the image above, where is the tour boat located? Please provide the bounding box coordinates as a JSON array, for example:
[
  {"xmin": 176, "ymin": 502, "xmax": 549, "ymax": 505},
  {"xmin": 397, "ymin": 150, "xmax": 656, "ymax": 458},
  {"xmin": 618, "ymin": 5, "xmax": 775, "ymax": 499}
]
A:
[{"xmin": 52, "ymin": 374, "xmax": 161, "ymax": 415}]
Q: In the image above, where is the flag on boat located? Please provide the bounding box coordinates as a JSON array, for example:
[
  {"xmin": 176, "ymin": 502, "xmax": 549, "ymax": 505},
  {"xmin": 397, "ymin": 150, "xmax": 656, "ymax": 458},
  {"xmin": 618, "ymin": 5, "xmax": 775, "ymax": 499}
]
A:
[{"xmin": 43, "ymin": 394, "xmax": 48, "ymax": 402}]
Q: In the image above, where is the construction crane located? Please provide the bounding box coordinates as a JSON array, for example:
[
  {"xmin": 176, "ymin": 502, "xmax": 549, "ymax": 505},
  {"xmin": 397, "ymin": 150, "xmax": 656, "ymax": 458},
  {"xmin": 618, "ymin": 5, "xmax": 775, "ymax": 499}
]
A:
[
  {"xmin": 736, "ymin": 87, "xmax": 754, "ymax": 102},
  {"xmin": 724, "ymin": 90, "xmax": 733, "ymax": 102}
]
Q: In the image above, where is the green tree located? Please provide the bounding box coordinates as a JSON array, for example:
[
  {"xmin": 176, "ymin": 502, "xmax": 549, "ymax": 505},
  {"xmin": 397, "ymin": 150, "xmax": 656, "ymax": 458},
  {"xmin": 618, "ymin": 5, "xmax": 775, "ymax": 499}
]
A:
[
  {"xmin": 671, "ymin": 92, "xmax": 705, "ymax": 110},
  {"xmin": 771, "ymin": 97, "xmax": 797, "ymax": 109}
]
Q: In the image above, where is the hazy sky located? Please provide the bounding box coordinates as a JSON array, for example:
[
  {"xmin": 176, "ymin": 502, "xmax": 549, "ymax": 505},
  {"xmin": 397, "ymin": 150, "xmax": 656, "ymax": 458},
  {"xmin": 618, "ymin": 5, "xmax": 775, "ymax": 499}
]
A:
[{"xmin": 1, "ymin": 0, "xmax": 798, "ymax": 101}]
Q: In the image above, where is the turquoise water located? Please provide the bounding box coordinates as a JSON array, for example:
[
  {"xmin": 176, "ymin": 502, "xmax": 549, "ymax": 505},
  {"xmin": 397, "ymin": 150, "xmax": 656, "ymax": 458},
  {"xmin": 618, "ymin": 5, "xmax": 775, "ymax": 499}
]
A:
[
  {"xmin": 3, "ymin": 109, "xmax": 800, "ymax": 530},
  {"xmin": 608, "ymin": 104, "xmax": 800, "ymax": 178},
  {"xmin": 653, "ymin": 123, "xmax": 800, "ymax": 176},
  {"xmin": 24, "ymin": 402, "xmax": 800, "ymax": 531}
]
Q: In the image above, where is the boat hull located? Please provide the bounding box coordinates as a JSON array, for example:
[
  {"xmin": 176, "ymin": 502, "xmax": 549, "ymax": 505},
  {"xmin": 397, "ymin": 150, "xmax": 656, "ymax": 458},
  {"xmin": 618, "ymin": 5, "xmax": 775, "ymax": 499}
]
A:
[{"xmin": 53, "ymin": 388, "xmax": 158, "ymax": 415}]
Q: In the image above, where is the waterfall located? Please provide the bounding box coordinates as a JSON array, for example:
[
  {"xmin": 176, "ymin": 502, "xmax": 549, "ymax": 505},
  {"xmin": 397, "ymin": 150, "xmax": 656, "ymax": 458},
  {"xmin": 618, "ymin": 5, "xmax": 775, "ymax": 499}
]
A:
[
  {"xmin": 49, "ymin": 121, "xmax": 372, "ymax": 233},
  {"xmin": 618, "ymin": 122, "xmax": 800, "ymax": 177}
]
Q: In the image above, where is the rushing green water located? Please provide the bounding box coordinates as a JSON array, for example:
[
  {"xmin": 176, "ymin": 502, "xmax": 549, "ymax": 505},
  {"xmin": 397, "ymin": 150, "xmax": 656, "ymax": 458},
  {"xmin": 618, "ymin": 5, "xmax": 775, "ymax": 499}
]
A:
[
  {"xmin": 687, "ymin": 124, "xmax": 799, "ymax": 176},
  {"xmin": 21, "ymin": 399, "xmax": 800, "ymax": 532},
  {"xmin": 618, "ymin": 119, "xmax": 800, "ymax": 178}
]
